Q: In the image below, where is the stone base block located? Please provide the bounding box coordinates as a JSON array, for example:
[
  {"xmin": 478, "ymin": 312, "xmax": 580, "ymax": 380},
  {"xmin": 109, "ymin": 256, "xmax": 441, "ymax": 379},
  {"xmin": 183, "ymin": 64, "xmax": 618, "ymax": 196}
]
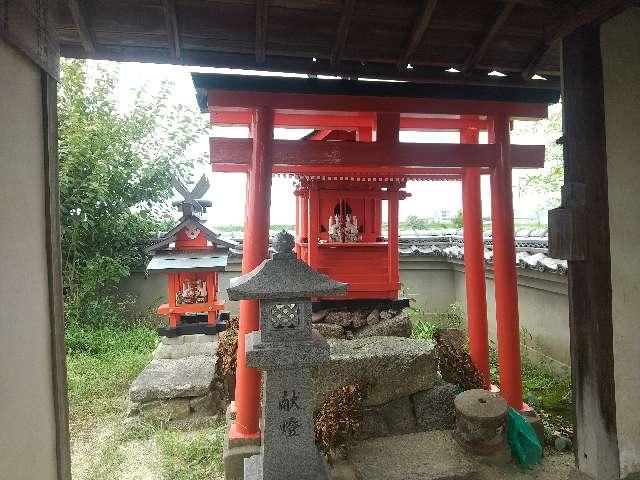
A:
[
  {"xmin": 522, "ymin": 409, "xmax": 545, "ymax": 449},
  {"xmin": 153, "ymin": 340, "xmax": 218, "ymax": 360},
  {"xmin": 223, "ymin": 432, "xmax": 261, "ymax": 480},
  {"xmin": 244, "ymin": 453, "xmax": 330, "ymax": 480},
  {"xmin": 454, "ymin": 389, "xmax": 508, "ymax": 456}
]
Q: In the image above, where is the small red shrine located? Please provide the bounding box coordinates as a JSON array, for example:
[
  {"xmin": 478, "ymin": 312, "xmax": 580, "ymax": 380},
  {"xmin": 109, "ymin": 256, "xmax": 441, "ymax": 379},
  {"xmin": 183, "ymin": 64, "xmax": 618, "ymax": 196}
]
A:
[
  {"xmin": 192, "ymin": 72, "xmax": 558, "ymax": 441},
  {"xmin": 146, "ymin": 175, "xmax": 237, "ymax": 337}
]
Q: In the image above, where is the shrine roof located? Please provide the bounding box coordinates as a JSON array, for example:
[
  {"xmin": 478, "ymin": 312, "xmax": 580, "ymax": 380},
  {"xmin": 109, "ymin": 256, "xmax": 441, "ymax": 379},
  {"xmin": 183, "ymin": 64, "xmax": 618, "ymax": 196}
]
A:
[
  {"xmin": 146, "ymin": 216, "xmax": 239, "ymax": 252},
  {"xmin": 147, "ymin": 250, "xmax": 229, "ymax": 272},
  {"xmin": 192, "ymin": 73, "xmax": 560, "ymax": 115}
]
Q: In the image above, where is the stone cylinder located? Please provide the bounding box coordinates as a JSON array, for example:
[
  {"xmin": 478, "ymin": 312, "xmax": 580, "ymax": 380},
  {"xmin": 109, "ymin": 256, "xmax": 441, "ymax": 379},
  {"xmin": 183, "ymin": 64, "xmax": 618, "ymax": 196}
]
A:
[{"xmin": 454, "ymin": 389, "xmax": 508, "ymax": 455}]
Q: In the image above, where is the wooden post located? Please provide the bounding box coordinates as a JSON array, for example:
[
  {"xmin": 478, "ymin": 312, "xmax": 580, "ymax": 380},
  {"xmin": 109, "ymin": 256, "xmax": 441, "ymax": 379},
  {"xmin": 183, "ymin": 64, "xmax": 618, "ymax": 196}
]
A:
[
  {"xmin": 308, "ymin": 185, "xmax": 320, "ymax": 266},
  {"xmin": 232, "ymin": 106, "xmax": 274, "ymax": 439},
  {"xmin": 387, "ymin": 186, "xmax": 400, "ymax": 291},
  {"xmin": 461, "ymin": 127, "xmax": 490, "ymax": 388},
  {"xmin": 552, "ymin": 23, "xmax": 620, "ymax": 479},
  {"xmin": 206, "ymin": 272, "xmax": 216, "ymax": 325},
  {"xmin": 490, "ymin": 115, "xmax": 523, "ymax": 410}
]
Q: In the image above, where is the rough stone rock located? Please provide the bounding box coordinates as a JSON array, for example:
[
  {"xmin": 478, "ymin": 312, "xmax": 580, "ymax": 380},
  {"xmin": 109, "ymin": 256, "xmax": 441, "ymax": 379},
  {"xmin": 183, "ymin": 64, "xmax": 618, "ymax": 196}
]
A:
[
  {"xmin": 312, "ymin": 336, "xmax": 437, "ymax": 409},
  {"xmin": 365, "ymin": 308, "xmax": 381, "ymax": 325},
  {"xmin": 354, "ymin": 312, "xmax": 411, "ymax": 339},
  {"xmin": 130, "ymin": 355, "xmax": 217, "ymax": 402},
  {"xmin": 351, "ymin": 310, "xmax": 368, "ymax": 328},
  {"xmin": 139, "ymin": 398, "xmax": 191, "ymax": 422},
  {"xmin": 411, "ymin": 381, "xmax": 457, "ymax": 431},
  {"xmin": 153, "ymin": 340, "xmax": 218, "ymax": 360},
  {"xmin": 358, "ymin": 396, "xmax": 417, "ymax": 440},
  {"xmin": 434, "ymin": 328, "xmax": 466, "ymax": 350},
  {"xmin": 324, "ymin": 310, "xmax": 353, "ymax": 327},
  {"xmin": 345, "ymin": 330, "xmax": 354, "ymax": 340},
  {"xmin": 312, "ymin": 309, "xmax": 330, "ymax": 323},
  {"xmin": 313, "ymin": 322, "xmax": 346, "ymax": 339},
  {"xmin": 349, "ymin": 431, "xmax": 480, "ymax": 480},
  {"xmin": 379, "ymin": 309, "xmax": 397, "ymax": 321}
]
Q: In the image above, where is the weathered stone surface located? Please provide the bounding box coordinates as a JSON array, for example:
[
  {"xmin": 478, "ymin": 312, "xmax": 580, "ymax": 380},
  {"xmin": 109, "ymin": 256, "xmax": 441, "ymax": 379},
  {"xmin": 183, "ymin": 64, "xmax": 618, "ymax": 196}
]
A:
[
  {"xmin": 412, "ymin": 381, "xmax": 457, "ymax": 431},
  {"xmin": 312, "ymin": 336, "xmax": 437, "ymax": 409},
  {"xmin": 153, "ymin": 340, "xmax": 218, "ymax": 359},
  {"xmin": 349, "ymin": 431, "xmax": 480, "ymax": 480},
  {"xmin": 139, "ymin": 398, "xmax": 191, "ymax": 422},
  {"xmin": 365, "ymin": 308, "xmax": 381, "ymax": 325},
  {"xmin": 435, "ymin": 328, "xmax": 466, "ymax": 350},
  {"xmin": 130, "ymin": 355, "xmax": 217, "ymax": 402},
  {"xmin": 324, "ymin": 310, "xmax": 353, "ymax": 327},
  {"xmin": 353, "ymin": 312, "xmax": 411, "ymax": 339},
  {"xmin": 358, "ymin": 396, "xmax": 417, "ymax": 440},
  {"xmin": 351, "ymin": 310, "xmax": 368, "ymax": 328},
  {"xmin": 454, "ymin": 389, "xmax": 508, "ymax": 455},
  {"xmin": 313, "ymin": 322, "xmax": 346, "ymax": 339},
  {"xmin": 312, "ymin": 309, "xmax": 330, "ymax": 323}
]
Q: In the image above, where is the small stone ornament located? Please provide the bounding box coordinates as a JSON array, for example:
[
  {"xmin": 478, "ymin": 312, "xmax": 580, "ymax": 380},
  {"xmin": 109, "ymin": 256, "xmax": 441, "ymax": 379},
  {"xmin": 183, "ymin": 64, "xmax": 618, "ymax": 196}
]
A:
[{"xmin": 227, "ymin": 231, "xmax": 348, "ymax": 480}]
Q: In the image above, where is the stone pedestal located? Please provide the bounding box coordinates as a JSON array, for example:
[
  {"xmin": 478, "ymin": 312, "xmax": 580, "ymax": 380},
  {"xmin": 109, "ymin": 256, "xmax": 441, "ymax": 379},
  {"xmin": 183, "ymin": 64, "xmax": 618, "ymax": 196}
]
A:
[
  {"xmin": 453, "ymin": 389, "xmax": 508, "ymax": 456},
  {"xmin": 227, "ymin": 231, "xmax": 348, "ymax": 480}
]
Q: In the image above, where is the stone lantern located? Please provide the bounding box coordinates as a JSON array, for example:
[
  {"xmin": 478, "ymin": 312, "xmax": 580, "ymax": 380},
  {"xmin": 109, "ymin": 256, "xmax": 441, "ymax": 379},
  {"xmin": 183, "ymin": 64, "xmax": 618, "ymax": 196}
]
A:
[{"xmin": 227, "ymin": 230, "xmax": 348, "ymax": 480}]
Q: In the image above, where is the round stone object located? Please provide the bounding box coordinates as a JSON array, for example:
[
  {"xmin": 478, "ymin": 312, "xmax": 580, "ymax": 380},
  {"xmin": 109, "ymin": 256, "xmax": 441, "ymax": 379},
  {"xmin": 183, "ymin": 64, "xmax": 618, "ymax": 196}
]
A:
[{"xmin": 454, "ymin": 389, "xmax": 508, "ymax": 455}]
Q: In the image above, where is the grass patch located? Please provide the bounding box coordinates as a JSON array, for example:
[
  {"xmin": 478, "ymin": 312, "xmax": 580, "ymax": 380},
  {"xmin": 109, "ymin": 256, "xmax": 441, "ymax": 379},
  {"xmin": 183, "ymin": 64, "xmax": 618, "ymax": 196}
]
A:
[
  {"xmin": 66, "ymin": 321, "xmax": 158, "ymax": 423},
  {"xmin": 157, "ymin": 425, "xmax": 226, "ymax": 480}
]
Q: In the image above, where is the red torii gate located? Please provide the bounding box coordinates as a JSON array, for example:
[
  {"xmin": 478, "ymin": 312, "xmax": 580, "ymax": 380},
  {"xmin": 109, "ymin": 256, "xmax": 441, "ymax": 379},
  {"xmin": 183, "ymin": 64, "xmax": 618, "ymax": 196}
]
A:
[{"xmin": 194, "ymin": 73, "xmax": 552, "ymax": 442}]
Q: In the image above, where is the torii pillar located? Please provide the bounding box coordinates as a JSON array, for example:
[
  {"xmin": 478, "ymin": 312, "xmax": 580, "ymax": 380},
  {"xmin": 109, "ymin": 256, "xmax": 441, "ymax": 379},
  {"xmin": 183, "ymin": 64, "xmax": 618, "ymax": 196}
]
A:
[
  {"xmin": 231, "ymin": 107, "xmax": 274, "ymax": 440},
  {"xmin": 461, "ymin": 126, "xmax": 490, "ymax": 388},
  {"xmin": 490, "ymin": 115, "xmax": 524, "ymax": 410}
]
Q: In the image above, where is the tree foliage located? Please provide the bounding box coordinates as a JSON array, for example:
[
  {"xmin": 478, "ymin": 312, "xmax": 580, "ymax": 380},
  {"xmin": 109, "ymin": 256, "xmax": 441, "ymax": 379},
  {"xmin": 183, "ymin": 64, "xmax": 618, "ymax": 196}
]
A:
[
  {"xmin": 58, "ymin": 59, "xmax": 208, "ymax": 325},
  {"xmin": 521, "ymin": 107, "xmax": 564, "ymax": 209}
]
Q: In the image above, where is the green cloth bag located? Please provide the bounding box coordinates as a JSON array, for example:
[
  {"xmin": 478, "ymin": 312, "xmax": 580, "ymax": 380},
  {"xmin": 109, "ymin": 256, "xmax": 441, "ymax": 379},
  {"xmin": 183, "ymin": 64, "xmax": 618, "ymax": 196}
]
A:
[{"xmin": 507, "ymin": 407, "xmax": 542, "ymax": 467}]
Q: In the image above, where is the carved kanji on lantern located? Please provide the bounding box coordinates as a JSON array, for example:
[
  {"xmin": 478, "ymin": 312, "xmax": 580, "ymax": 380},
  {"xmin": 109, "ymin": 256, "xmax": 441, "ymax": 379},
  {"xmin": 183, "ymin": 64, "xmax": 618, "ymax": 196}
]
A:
[{"xmin": 146, "ymin": 175, "xmax": 238, "ymax": 337}]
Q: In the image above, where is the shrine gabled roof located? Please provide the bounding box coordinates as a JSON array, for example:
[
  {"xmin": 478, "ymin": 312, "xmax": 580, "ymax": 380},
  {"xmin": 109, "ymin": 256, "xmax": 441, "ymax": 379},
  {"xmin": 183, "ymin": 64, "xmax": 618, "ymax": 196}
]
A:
[{"xmin": 146, "ymin": 216, "xmax": 238, "ymax": 252}]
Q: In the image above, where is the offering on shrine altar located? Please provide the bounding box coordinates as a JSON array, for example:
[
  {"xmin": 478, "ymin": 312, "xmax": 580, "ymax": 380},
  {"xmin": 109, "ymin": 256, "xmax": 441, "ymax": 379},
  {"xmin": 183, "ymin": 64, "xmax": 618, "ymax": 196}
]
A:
[{"xmin": 146, "ymin": 175, "xmax": 238, "ymax": 337}]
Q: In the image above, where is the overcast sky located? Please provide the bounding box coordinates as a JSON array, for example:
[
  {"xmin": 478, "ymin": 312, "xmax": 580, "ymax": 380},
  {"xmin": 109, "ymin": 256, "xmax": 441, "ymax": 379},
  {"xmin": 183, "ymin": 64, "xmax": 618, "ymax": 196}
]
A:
[{"xmin": 107, "ymin": 61, "xmax": 557, "ymax": 227}]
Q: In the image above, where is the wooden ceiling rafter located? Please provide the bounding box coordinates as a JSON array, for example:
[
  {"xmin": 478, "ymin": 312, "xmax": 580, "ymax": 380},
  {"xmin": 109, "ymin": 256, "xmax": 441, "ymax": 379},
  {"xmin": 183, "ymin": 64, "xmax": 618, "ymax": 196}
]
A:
[
  {"xmin": 521, "ymin": 0, "xmax": 629, "ymax": 79},
  {"xmin": 68, "ymin": 0, "xmax": 95, "ymax": 54},
  {"xmin": 161, "ymin": 0, "xmax": 181, "ymax": 59},
  {"xmin": 255, "ymin": 0, "xmax": 268, "ymax": 63},
  {"xmin": 330, "ymin": 0, "xmax": 357, "ymax": 68},
  {"xmin": 397, "ymin": 0, "xmax": 439, "ymax": 70},
  {"xmin": 462, "ymin": 2, "xmax": 516, "ymax": 76}
]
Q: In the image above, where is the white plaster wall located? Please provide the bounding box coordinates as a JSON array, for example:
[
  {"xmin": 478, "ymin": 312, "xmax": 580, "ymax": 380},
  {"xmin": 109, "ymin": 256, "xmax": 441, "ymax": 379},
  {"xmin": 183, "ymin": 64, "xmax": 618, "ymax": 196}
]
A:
[
  {"xmin": 0, "ymin": 40, "xmax": 58, "ymax": 479},
  {"xmin": 601, "ymin": 8, "xmax": 640, "ymax": 478}
]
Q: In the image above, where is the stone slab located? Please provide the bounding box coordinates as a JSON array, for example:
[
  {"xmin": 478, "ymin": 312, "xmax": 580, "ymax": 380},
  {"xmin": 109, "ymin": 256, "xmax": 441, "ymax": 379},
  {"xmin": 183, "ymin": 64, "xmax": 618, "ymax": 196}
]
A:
[
  {"xmin": 312, "ymin": 336, "xmax": 438, "ymax": 409},
  {"xmin": 153, "ymin": 339, "xmax": 218, "ymax": 359},
  {"xmin": 349, "ymin": 431, "xmax": 481, "ymax": 480},
  {"xmin": 129, "ymin": 355, "xmax": 217, "ymax": 402},
  {"xmin": 224, "ymin": 434, "xmax": 261, "ymax": 480},
  {"xmin": 244, "ymin": 452, "xmax": 330, "ymax": 480},
  {"xmin": 354, "ymin": 312, "xmax": 411, "ymax": 339}
]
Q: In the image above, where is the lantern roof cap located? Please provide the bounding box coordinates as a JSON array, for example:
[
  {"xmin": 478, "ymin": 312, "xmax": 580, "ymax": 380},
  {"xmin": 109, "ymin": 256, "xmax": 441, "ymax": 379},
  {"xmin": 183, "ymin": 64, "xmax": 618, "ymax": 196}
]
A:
[{"xmin": 227, "ymin": 231, "xmax": 348, "ymax": 301}]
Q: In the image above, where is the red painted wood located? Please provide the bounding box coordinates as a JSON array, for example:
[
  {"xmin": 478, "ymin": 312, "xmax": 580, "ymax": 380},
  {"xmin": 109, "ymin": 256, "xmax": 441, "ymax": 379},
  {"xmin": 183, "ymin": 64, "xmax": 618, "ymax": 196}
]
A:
[
  {"xmin": 387, "ymin": 187, "xmax": 400, "ymax": 289},
  {"xmin": 490, "ymin": 115, "xmax": 523, "ymax": 410},
  {"xmin": 210, "ymin": 137, "xmax": 545, "ymax": 169},
  {"xmin": 207, "ymin": 89, "xmax": 549, "ymax": 119},
  {"xmin": 461, "ymin": 127, "xmax": 490, "ymax": 388},
  {"xmin": 233, "ymin": 107, "xmax": 274, "ymax": 439},
  {"xmin": 212, "ymin": 110, "xmax": 491, "ymax": 131},
  {"xmin": 376, "ymin": 112, "xmax": 400, "ymax": 144}
]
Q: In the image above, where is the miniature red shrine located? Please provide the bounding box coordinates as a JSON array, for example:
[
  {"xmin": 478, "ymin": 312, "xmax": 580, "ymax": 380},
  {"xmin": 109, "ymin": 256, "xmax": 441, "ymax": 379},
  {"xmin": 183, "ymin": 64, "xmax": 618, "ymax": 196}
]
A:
[
  {"xmin": 146, "ymin": 175, "xmax": 237, "ymax": 337},
  {"xmin": 192, "ymin": 73, "xmax": 558, "ymax": 441}
]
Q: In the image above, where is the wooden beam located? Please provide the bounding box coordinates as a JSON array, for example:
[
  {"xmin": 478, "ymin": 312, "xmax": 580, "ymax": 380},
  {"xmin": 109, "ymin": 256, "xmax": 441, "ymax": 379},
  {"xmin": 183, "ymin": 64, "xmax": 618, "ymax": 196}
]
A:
[
  {"xmin": 397, "ymin": 0, "xmax": 439, "ymax": 69},
  {"xmin": 521, "ymin": 0, "xmax": 627, "ymax": 78},
  {"xmin": 463, "ymin": 3, "xmax": 515, "ymax": 75},
  {"xmin": 207, "ymin": 89, "xmax": 550, "ymax": 119},
  {"xmin": 210, "ymin": 111, "xmax": 489, "ymax": 131},
  {"xmin": 209, "ymin": 137, "xmax": 544, "ymax": 169},
  {"xmin": 255, "ymin": 0, "xmax": 268, "ymax": 63},
  {"xmin": 330, "ymin": 0, "xmax": 356, "ymax": 67},
  {"xmin": 68, "ymin": 0, "xmax": 95, "ymax": 54},
  {"xmin": 161, "ymin": 0, "xmax": 180, "ymax": 59}
]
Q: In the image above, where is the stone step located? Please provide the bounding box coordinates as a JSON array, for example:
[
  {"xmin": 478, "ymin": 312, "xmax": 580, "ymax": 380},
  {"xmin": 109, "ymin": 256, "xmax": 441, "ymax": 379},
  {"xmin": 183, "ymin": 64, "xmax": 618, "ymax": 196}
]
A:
[{"xmin": 347, "ymin": 431, "xmax": 481, "ymax": 480}]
